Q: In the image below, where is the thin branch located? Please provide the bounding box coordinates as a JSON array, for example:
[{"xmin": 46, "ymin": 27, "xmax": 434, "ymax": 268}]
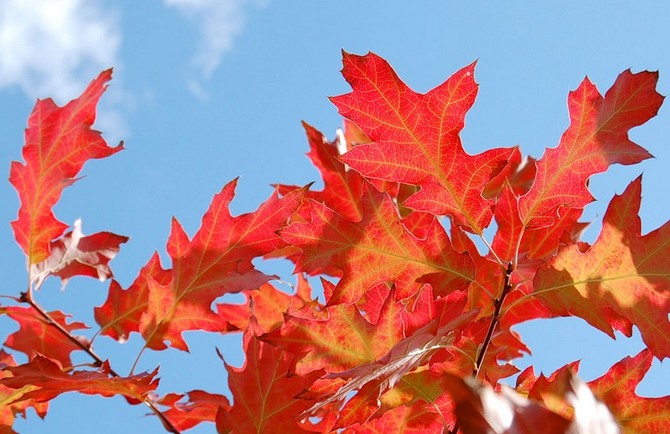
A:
[
  {"xmin": 18, "ymin": 290, "xmax": 181, "ymax": 434},
  {"xmin": 472, "ymin": 261, "xmax": 514, "ymax": 381},
  {"xmin": 450, "ymin": 261, "xmax": 516, "ymax": 434}
]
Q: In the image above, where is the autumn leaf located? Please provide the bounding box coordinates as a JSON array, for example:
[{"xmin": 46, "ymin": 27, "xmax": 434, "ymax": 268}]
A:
[
  {"xmin": 280, "ymin": 183, "xmax": 473, "ymax": 305},
  {"xmin": 216, "ymin": 319, "xmax": 322, "ymax": 434},
  {"xmin": 0, "ymin": 351, "xmax": 48, "ymax": 434},
  {"xmin": 277, "ymin": 122, "xmax": 364, "ymax": 222},
  {"xmin": 331, "ymin": 51, "xmax": 516, "ymax": 233},
  {"xmin": 30, "ymin": 219, "xmax": 128, "ymax": 290},
  {"xmin": 262, "ymin": 289, "xmax": 406, "ymax": 375},
  {"xmin": 589, "ymin": 350, "xmax": 670, "ymax": 433},
  {"xmin": 519, "ymin": 69, "xmax": 662, "ymax": 229},
  {"xmin": 1, "ymin": 306, "xmax": 88, "ymax": 369},
  {"xmin": 94, "ymin": 253, "xmax": 169, "ymax": 343},
  {"xmin": 9, "ymin": 69, "xmax": 123, "ymax": 266},
  {"xmin": 216, "ymin": 276, "xmax": 312, "ymax": 333},
  {"xmin": 158, "ymin": 390, "xmax": 230, "ymax": 431},
  {"xmin": 130, "ymin": 180, "xmax": 305, "ymax": 351},
  {"xmin": 0, "ymin": 354, "xmax": 158, "ymax": 404},
  {"xmin": 534, "ymin": 176, "xmax": 670, "ymax": 359}
]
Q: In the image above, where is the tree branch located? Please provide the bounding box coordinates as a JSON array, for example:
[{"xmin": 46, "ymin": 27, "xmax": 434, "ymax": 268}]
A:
[{"xmin": 18, "ymin": 290, "xmax": 181, "ymax": 434}]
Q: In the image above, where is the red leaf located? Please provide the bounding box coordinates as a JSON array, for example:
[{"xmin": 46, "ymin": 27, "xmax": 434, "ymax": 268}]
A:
[
  {"xmin": 159, "ymin": 390, "xmax": 230, "ymax": 431},
  {"xmin": 534, "ymin": 176, "xmax": 670, "ymax": 358},
  {"xmin": 589, "ymin": 350, "xmax": 670, "ymax": 433},
  {"xmin": 2, "ymin": 306, "xmax": 88, "ymax": 369},
  {"xmin": 9, "ymin": 70, "xmax": 123, "ymax": 265},
  {"xmin": 277, "ymin": 122, "xmax": 364, "ymax": 222},
  {"xmin": 331, "ymin": 51, "xmax": 515, "ymax": 233},
  {"xmin": 216, "ymin": 320, "xmax": 322, "ymax": 434},
  {"xmin": 0, "ymin": 351, "xmax": 48, "ymax": 433},
  {"xmin": 280, "ymin": 183, "xmax": 473, "ymax": 305},
  {"xmin": 0, "ymin": 354, "xmax": 158, "ymax": 404},
  {"xmin": 519, "ymin": 70, "xmax": 661, "ymax": 229},
  {"xmin": 140, "ymin": 181, "xmax": 304, "ymax": 350},
  {"xmin": 216, "ymin": 279, "xmax": 312, "ymax": 333},
  {"xmin": 30, "ymin": 219, "xmax": 128, "ymax": 290},
  {"xmin": 96, "ymin": 180, "xmax": 304, "ymax": 350},
  {"xmin": 94, "ymin": 253, "xmax": 169, "ymax": 343}
]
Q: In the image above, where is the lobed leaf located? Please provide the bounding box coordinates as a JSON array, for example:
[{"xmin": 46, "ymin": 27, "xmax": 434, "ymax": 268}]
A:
[
  {"xmin": 331, "ymin": 51, "xmax": 515, "ymax": 233},
  {"xmin": 534, "ymin": 176, "xmax": 670, "ymax": 359},
  {"xmin": 9, "ymin": 70, "xmax": 123, "ymax": 266}
]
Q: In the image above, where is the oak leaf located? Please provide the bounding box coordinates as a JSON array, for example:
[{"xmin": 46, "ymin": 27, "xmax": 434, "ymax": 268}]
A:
[
  {"xmin": 280, "ymin": 183, "xmax": 473, "ymax": 305},
  {"xmin": 9, "ymin": 69, "xmax": 123, "ymax": 266},
  {"xmin": 0, "ymin": 351, "xmax": 48, "ymax": 434},
  {"xmin": 216, "ymin": 319, "xmax": 322, "ymax": 434},
  {"xmin": 331, "ymin": 51, "xmax": 516, "ymax": 233},
  {"xmin": 2, "ymin": 306, "xmax": 88, "ymax": 369},
  {"xmin": 519, "ymin": 69, "xmax": 662, "ymax": 229},
  {"xmin": 534, "ymin": 176, "xmax": 670, "ymax": 359},
  {"xmin": 0, "ymin": 354, "xmax": 158, "ymax": 404}
]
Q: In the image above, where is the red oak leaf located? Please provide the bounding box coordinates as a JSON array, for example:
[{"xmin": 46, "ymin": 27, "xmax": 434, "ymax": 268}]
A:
[
  {"xmin": 94, "ymin": 253, "xmax": 170, "ymax": 343},
  {"xmin": 589, "ymin": 350, "xmax": 670, "ymax": 433},
  {"xmin": 2, "ymin": 306, "xmax": 88, "ymax": 369},
  {"xmin": 280, "ymin": 183, "xmax": 473, "ymax": 305},
  {"xmin": 0, "ymin": 354, "xmax": 158, "ymax": 404},
  {"xmin": 216, "ymin": 277, "xmax": 312, "ymax": 333},
  {"xmin": 519, "ymin": 69, "xmax": 662, "ymax": 229},
  {"xmin": 277, "ymin": 122, "xmax": 364, "ymax": 222},
  {"xmin": 534, "ymin": 176, "xmax": 670, "ymax": 359},
  {"xmin": 331, "ymin": 51, "xmax": 515, "ymax": 233},
  {"xmin": 30, "ymin": 219, "xmax": 128, "ymax": 290},
  {"xmin": 135, "ymin": 180, "xmax": 305, "ymax": 351},
  {"xmin": 262, "ymin": 289, "xmax": 406, "ymax": 376},
  {"xmin": 158, "ymin": 390, "xmax": 230, "ymax": 431},
  {"xmin": 0, "ymin": 351, "xmax": 48, "ymax": 434},
  {"xmin": 9, "ymin": 69, "xmax": 123, "ymax": 266},
  {"xmin": 216, "ymin": 319, "xmax": 322, "ymax": 434},
  {"xmin": 301, "ymin": 308, "xmax": 477, "ymax": 425}
]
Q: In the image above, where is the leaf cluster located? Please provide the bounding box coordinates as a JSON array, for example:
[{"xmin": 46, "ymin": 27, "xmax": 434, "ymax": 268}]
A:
[{"xmin": 1, "ymin": 52, "xmax": 668, "ymax": 433}]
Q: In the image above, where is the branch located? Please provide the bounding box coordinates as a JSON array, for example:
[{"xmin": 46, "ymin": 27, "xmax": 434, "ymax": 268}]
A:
[
  {"xmin": 450, "ymin": 261, "xmax": 515, "ymax": 434},
  {"xmin": 18, "ymin": 290, "xmax": 181, "ymax": 434}
]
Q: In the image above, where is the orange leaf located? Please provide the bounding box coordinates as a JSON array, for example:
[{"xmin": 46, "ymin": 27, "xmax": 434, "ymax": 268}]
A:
[
  {"xmin": 0, "ymin": 351, "xmax": 48, "ymax": 433},
  {"xmin": 9, "ymin": 70, "xmax": 123, "ymax": 265},
  {"xmin": 2, "ymin": 306, "xmax": 88, "ymax": 369},
  {"xmin": 0, "ymin": 354, "xmax": 158, "ymax": 404},
  {"xmin": 589, "ymin": 350, "xmax": 670, "ymax": 433},
  {"xmin": 534, "ymin": 176, "xmax": 670, "ymax": 358},
  {"xmin": 331, "ymin": 51, "xmax": 515, "ymax": 233},
  {"xmin": 138, "ymin": 180, "xmax": 305, "ymax": 351},
  {"xmin": 216, "ymin": 320, "xmax": 322, "ymax": 434},
  {"xmin": 519, "ymin": 69, "xmax": 661, "ymax": 229},
  {"xmin": 280, "ymin": 183, "xmax": 473, "ymax": 305}
]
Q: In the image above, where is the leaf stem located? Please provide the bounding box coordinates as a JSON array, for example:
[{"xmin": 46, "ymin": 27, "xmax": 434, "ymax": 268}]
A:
[{"xmin": 18, "ymin": 290, "xmax": 181, "ymax": 434}]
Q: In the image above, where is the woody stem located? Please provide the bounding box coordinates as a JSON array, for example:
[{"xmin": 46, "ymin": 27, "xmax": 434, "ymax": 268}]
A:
[{"xmin": 18, "ymin": 290, "xmax": 181, "ymax": 434}]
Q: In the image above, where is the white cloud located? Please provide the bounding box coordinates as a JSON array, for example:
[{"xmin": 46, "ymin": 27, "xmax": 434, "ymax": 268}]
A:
[
  {"xmin": 0, "ymin": 0, "xmax": 119, "ymax": 101},
  {"xmin": 0, "ymin": 0, "xmax": 129, "ymax": 144},
  {"xmin": 164, "ymin": 0, "xmax": 265, "ymax": 97}
]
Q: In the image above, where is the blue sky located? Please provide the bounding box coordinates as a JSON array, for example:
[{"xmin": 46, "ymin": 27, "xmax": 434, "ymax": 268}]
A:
[{"xmin": 1, "ymin": 1, "xmax": 669, "ymax": 432}]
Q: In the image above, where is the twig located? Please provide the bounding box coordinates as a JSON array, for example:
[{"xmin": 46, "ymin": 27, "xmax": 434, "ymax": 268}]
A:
[
  {"xmin": 18, "ymin": 290, "xmax": 181, "ymax": 434},
  {"xmin": 449, "ymin": 261, "xmax": 515, "ymax": 434}
]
